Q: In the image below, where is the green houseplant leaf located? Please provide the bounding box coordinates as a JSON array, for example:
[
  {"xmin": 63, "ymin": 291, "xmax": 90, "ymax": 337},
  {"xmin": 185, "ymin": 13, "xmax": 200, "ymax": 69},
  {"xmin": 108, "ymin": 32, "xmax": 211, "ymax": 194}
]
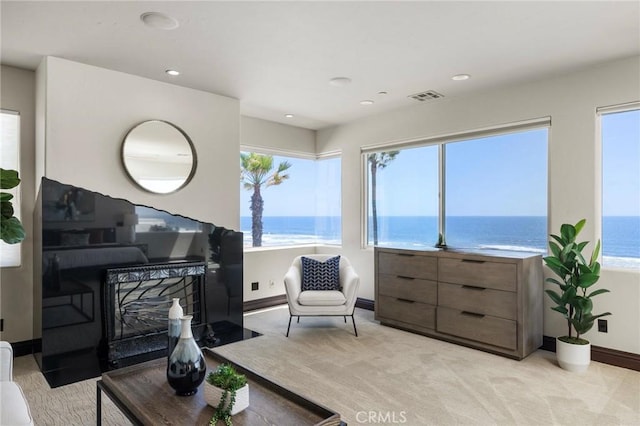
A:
[
  {"xmin": 0, "ymin": 168, "xmax": 25, "ymax": 245},
  {"xmin": 0, "ymin": 169, "xmax": 20, "ymax": 190},
  {"xmin": 1, "ymin": 216, "xmax": 26, "ymax": 244},
  {"xmin": 542, "ymin": 219, "xmax": 611, "ymax": 342}
]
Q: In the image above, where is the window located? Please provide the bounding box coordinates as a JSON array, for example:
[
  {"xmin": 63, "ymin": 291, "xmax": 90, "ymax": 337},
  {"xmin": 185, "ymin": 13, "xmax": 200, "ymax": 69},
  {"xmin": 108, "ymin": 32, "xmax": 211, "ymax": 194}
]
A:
[
  {"xmin": 445, "ymin": 129, "xmax": 548, "ymax": 252},
  {"xmin": 365, "ymin": 123, "xmax": 549, "ymax": 253},
  {"xmin": 600, "ymin": 106, "xmax": 640, "ymax": 269},
  {"xmin": 240, "ymin": 152, "xmax": 341, "ymax": 248},
  {"xmin": 366, "ymin": 147, "xmax": 439, "ymax": 247},
  {"xmin": 1, "ymin": 110, "xmax": 21, "ymax": 267}
]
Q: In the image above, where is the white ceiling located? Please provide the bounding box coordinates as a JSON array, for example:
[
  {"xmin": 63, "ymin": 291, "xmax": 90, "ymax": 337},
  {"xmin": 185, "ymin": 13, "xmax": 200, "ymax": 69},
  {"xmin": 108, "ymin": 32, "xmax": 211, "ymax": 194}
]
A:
[{"xmin": 2, "ymin": 1, "xmax": 639, "ymax": 130}]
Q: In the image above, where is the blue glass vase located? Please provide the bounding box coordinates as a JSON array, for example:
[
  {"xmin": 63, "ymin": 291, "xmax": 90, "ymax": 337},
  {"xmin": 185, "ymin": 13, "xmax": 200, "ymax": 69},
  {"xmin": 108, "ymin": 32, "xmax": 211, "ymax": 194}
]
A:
[{"xmin": 166, "ymin": 315, "xmax": 206, "ymax": 396}]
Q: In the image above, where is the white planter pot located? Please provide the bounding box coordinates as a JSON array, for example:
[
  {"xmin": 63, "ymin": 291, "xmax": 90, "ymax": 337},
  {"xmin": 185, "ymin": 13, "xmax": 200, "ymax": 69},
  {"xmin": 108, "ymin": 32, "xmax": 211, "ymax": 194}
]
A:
[
  {"xmin": 556, "ymin": 337, "xmax": 591, "ymax": 373},
  {"xmin": 204, "ymin": 382, "xmax": 249, "ymax": 415}
]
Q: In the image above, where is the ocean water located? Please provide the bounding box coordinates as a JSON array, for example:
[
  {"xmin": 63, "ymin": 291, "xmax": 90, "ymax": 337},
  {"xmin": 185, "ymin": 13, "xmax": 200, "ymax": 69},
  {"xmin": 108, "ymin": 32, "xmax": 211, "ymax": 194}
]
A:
[{"xmin": 241, "ymin": 216, "xmax": 639, "ymax": 268}]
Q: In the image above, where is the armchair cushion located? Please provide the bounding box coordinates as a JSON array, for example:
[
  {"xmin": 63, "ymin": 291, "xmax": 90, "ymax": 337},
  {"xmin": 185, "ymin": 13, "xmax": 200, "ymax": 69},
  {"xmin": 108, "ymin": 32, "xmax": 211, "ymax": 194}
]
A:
[
  {"xmin": 298, "ymin": 290, "xmax": 346, "ymax": 306},
  {"xmin": 301, "ymin": 255, "xmax": 341, "ymax": 291}
]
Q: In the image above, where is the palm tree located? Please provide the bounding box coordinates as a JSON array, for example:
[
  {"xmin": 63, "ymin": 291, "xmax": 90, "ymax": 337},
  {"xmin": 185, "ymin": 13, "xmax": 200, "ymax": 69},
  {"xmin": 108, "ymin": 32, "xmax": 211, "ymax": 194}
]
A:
[
  {"xmin": 240, "ymin": 153, "xmax": 291, "ymax": 247},
  {"xmin": 368, "ymin": 151, "xmax": 399, "ymax": 245}
]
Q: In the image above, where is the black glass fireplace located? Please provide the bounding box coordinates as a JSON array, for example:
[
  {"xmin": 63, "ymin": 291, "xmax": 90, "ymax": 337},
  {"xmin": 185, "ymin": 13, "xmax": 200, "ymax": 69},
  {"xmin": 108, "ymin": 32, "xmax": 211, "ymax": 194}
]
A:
[{"xmin": 33, "ymin": 178, "xmax": 255, "ymax": 387}]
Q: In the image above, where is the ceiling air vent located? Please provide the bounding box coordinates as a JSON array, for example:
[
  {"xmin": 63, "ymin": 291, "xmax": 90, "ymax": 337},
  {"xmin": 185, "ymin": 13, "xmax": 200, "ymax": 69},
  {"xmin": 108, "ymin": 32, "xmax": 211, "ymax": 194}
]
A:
[{"xmin": 408, "ymin": 90, "xmax": 445, "ymax": 102}]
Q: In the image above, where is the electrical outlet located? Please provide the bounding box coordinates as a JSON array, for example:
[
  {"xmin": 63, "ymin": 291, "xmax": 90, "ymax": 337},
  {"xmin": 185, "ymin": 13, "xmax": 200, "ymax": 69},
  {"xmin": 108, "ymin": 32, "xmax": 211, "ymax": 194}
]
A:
[
  {"xmin": 597, "ymin": 319, "xmax": 608, "ymax": 333},
  {"xmin": 251, "ymin": 281, "xmax": 259, "ymax": 291}
]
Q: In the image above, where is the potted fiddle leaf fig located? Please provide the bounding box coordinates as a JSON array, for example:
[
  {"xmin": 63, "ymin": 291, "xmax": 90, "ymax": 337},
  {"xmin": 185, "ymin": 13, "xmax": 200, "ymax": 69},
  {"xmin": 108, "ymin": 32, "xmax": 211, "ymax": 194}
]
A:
[
  {"xmin": 543, "ymin": 219, "xmax": 611, "ymax": 372},
  {"xmin": 1, "ymin": 168, "xmax": 26, "ymax": 244},
  {"xmin": 205, "ymin": 364, "xmax": 249, "ymax": 426}
]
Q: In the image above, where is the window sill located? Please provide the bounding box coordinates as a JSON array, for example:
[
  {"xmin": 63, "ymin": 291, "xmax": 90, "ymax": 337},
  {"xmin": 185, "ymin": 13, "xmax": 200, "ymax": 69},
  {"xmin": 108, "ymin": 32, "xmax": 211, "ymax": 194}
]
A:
[{"xmin": 243, "ymin": 243, "xmax": 341, "ymax": 253}]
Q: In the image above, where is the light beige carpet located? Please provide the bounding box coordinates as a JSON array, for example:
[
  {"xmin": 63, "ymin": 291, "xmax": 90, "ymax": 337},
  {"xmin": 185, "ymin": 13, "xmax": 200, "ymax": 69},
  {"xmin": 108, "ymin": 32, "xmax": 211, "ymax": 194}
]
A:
[
  {"xmin": 12, "ymin": 354, "xmax": 131, "ymax": 425},
  {"xmin": 13, "ymin": 306, "xmax": 640, "ymax": 425}
]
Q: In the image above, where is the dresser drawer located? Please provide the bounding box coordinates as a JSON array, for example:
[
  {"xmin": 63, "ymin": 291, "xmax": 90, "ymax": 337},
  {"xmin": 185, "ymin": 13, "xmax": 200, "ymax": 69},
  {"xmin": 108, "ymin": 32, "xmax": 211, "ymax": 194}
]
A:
[
  {"xmin": 438, "ymin": 282, "xmax": 517, "ymax": 320},
  {"xmin": 437, "ymin": 307, "xmax": 517, "ymax": 350},
  {"xmin": 438, "ymin": 258, "xmax": 517, "ymax": 292},
  {"xmin": 377, "ymin": 251, "xmax": 437, "ymax": 280},
  {"xmin": 378, "ymin": 274, "xmax": 437, "ymax": 305},
  {"xmin": 378, "ymin": 295, "xmax": 435, "ymax": 329}
]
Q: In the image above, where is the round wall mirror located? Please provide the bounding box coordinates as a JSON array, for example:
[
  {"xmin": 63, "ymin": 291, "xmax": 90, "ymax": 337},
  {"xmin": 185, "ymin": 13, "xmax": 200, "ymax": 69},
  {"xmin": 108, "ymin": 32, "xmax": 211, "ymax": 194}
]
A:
[{"xmin": 121, "ymin": 120, "xmax": 197, "ymax": 194}]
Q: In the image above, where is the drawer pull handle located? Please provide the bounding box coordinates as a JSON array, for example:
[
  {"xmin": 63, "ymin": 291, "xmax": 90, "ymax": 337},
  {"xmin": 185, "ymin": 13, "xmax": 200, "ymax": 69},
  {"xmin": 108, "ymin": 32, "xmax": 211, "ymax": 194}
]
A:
[
  {"xmin": 462, "ymin": 285, "xmax": 486, "ymax": 291},
  {"xmin": 461, "ymin": 311, "xmax": 485, "ymax": 319},
  {"xmin": 397, "ymin": 276, "xmax": 415, "ymax": 280},
  {"xmin": 461, "ymin": 259, "xmax": 485, "ymax": 264},
  {"xmin": 398, "ymin": 253, "xmax": 415, "ymax": 257},
  {"xmin": 396, "ymin": 298, "xmax": 415, "ymax": 304}
]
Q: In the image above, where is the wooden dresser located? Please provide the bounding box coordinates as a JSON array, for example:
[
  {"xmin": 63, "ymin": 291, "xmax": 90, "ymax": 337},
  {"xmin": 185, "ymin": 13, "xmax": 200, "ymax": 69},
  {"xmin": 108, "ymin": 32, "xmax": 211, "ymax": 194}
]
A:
[{"xmin": 374, "ymin": 247, "xmax": 543, "ymax": 359}]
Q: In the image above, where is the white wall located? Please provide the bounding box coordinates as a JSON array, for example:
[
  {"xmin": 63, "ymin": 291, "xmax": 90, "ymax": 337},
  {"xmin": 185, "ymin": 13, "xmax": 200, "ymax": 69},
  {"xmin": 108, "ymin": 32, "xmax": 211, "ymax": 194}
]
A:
[
  {"xmin": 0, "ymin": 66, "xmax": 36, "ymax": 343},
  {"xmin": 317, "ymin": 56, "xmax": 640, "ymax": 354},
  {"xmin": 37, "ymin": 57, "xmax": 240, "ymax": 229},
  {"xmin": 241, "ymin": 116, "xmax": 315, "ymax": 154}
]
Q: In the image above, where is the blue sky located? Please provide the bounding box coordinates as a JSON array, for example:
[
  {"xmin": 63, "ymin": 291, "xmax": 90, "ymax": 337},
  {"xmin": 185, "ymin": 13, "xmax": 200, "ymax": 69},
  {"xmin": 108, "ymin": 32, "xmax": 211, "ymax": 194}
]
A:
[
  {"xmin": 240, "ymin": 156, "xmax": 340, "ymax": 217},
  {"xmin": 372, "ymin": 128, "xmax": 548, "ymax": 216},
  {"xmin": 602, "ymin": 109, "xmax": 640, "ymax": 216},
  {"xmin": 241, "ymin": 111, "xmax": 639, "ymax": 217}
]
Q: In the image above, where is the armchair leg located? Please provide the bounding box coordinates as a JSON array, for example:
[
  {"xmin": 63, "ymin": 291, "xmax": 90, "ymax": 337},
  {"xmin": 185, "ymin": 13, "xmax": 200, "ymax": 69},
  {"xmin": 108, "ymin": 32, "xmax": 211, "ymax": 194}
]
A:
[
  {"xmin": 286, "ymin": 316, "xmax": 292, "ymax": 337},
  {"xmin": 343, "ymin": 316, "xmax": 347, "ymax": 323},
  {"xmin": 297, "ymin": 316, "xmax": 300, "ymax": 323},
  {"xmin": 351, "ymin": 315, "xmax": 358, "ymax": 337}
]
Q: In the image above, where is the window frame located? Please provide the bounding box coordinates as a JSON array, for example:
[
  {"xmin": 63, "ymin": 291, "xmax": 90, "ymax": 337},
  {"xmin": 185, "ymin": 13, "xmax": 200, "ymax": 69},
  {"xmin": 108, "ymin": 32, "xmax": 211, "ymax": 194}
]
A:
[
  {"xmin": 597, "ymin": 101, "xmax": 640, "ymax": 270},
  {"xmin": 361, "ymin": 117, "xmax": 550, "ymax": 250},
  {"xmin": 0, "ymin": 109, "xmax": 22, "ymax": 267}
]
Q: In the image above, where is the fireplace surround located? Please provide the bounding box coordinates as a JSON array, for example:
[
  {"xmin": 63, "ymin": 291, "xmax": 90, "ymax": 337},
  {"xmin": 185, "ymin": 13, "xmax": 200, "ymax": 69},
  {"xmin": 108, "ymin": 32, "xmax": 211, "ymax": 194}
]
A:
[{"xmin": 33, "ymin": 178, "xmax": 254, "ymax": 387}]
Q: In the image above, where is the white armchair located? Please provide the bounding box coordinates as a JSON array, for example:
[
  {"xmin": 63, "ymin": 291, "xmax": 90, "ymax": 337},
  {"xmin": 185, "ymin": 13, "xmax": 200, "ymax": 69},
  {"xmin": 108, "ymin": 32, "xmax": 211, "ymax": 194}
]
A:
[
  {"xmin": 0, "ymin": 341, "xmax": 33, "ymax": 426},
  {"xmin": 284, "ymin": 255, "xmax": 360, "ymax": 337}
]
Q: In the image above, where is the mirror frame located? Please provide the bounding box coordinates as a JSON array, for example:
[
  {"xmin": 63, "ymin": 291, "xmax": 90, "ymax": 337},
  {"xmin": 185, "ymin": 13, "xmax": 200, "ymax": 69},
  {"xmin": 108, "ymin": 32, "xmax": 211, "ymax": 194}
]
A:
[{"xmin": 121, "ymin": 120, "xmax": 198, "ymax": 194}]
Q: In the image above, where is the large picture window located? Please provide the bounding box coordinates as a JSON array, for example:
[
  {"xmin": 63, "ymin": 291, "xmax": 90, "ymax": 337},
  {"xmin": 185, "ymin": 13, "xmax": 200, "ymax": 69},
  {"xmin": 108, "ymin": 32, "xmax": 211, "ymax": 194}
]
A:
[
  {"xmin": 600, "ymin": 106, "xmax": 640, "ymax": 269},
  {"xmin": 366, "ymin": 146, "xmax": 439, "ymax": 247},
  {"xmin": 0, "ymin": 110, "xmax": 22, "ymax": 267},
  {"xmin": 240, "ymin": 152, "xmax": 341, "ymax": 248},
  {"xmin": 445, "ymin": 129, "xmax": 548, "ymax": 252},
  {"xmin": 365, "ymin": 123, "xmax": 548, "ymax": 253}
]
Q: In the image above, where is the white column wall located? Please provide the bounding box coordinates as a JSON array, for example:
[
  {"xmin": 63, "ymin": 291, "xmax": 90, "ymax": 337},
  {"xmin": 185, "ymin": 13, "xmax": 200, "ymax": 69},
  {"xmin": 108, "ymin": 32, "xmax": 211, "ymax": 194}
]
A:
[{"xmin": 38, "ymin": 57, "xmax": 240, "ymax": 229}]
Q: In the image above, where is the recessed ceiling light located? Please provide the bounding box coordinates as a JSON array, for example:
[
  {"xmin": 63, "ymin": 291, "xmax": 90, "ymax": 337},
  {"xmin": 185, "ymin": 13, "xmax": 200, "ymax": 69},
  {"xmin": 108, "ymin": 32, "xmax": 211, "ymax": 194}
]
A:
[
  {"xmin": 165, "ymin": 69, "xmax": 180, "ymax": 76},
  {"xmin": 452, "ymin": 74, "xmax": 471, "ymax": 81},
  {"xmin": 140, "ymin": 12, "xmax": 179, "ymax": 30},
  {"xmin": 329, "ymin": 77, "xmax": 352, "ymax": 87},
  {"xmin": 284, "ymin": 114, "xmax": 294, "ymax": 118},
  {"xmin": 360, "ymin": 100, "xmax": 374, "ymax": 105}
]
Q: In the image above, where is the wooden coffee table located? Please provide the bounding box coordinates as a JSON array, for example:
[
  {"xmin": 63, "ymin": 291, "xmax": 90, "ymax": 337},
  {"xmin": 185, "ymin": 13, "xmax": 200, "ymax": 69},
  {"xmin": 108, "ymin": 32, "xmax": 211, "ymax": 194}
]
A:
[{"xmin": 96, "ymin": 350, "xmax": 344, "ymax": 425}]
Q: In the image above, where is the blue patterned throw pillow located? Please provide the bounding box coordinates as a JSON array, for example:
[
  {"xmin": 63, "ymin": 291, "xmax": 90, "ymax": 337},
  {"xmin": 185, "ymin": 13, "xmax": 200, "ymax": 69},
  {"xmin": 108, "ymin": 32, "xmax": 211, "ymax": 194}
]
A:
[{"xmin": 301, "ymin": 256, "xmax": 341, "ymax": 291}]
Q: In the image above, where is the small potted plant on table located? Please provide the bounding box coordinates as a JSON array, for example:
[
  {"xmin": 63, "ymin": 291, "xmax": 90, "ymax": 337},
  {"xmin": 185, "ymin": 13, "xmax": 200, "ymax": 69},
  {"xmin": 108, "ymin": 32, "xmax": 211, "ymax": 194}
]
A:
[
  {"xmin": 543, "ymin": 219, "xmax": 611, "ymax": 372},
  {"xmin": 205, "ymin": 363, "xmax": 249, "ymax": 425}
]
